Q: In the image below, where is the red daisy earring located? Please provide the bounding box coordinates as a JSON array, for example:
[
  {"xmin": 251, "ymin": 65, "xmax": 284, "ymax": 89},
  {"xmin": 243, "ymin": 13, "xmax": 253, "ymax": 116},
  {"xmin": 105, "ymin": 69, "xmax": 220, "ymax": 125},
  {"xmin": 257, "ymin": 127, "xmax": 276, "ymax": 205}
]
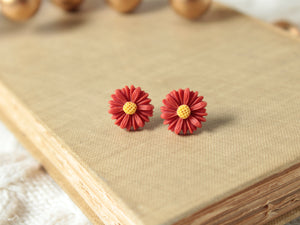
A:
[
  {"xmin": 109, "ymin": 85, "xmax": 154, "ymax": 131},
  {"xmin": 161, "ymin": 88, "xmax": 207, "ymax": 135}
]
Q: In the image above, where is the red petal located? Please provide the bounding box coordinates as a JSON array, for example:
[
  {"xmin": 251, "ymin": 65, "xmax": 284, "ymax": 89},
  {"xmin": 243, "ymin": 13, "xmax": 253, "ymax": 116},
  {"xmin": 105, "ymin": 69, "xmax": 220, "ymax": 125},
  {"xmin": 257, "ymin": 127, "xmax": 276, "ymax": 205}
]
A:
[
  {"xmin": 111, "ymin": 94, "xmax": 125, "ymax": 105},
  {"xmin": 191, "ymin": 96, "xmax": 204, "ymax": 106},
  {"xmin": 178, "ymin": 89, "xmax": 184, "ymax": 104},
  {"xmin": 188, "ymin": 91, "xmax": 198, "ymax": 106},
  {"xmin": 136, "ymin": 92, "xmax": 149, "ymax": 104},
  {"xmin": 170, "ymin": 90, "xmax": 181, "ymax": 105},
  {"xmin": 130, "ymin": 85, "xmax": 135, "ymax": 96},
  {"xmin": 160, "ymin": 106, "xmax": 176, "ymax": 113},
  {"xmin": 186, "ymin": 119, "xmax": 196, "ymax": 134},
  {"xmin": 109, "ymin": 100, "xmax": 123, "ymax": 107},
  {"xmin": 161, "ymin": 112, "xmax": 177, "ymax": 120},
  {"xmin": 183, "ymin": 88, "xmax": 190, "ymax": 104},
  {"xmin": 111, "ymin": 111, "xmax": 124, "ymax": 119},
  {"xmin": 189, "ymin": 116, "xmax": 202, "ymax": 128},
  {"xmin": 168, "ymin": 118, "xmax": 178, "ymax": 130},
  {"xmin": 182, "ymin": 121, "xmax": 188, "ymax": 134},
  {"xmin": 137, "ymin": 112, "xmax": 150, "ymax": 122},
  {"xmin": 162, "ymin": 99, "xmax": 177, "ymax": 110},
  {"xmin": 137, "ymin": 98, "xmax": 151, "ymax": 105},
  {"xmin": 134, "ymin": 114, "xmax": 144, "ymax": 128},
  {"xmin": 174, "ymin": 118, "xmax": 183, "ymax": 134},
  {"xmin": 195, "ymin": 116, "xmax": 206, "ymax": 122},
  {"xmin": 120, "ymin": 114, "xmax": 130, "ymax": 129},
  {"xmin": 115, "ymin": 89, "xmax": 128, "ymax": 103},
  {"xmin": 138, "ymin": 104, "xmax": 154, "ymax": 111},
  {"xmin": 108, "ymin": 107, "xmax": 123, "ymax": 114},
  {"xmin": 123, "ymin": 86, "xmax": 131, "ymax": 100},
  {"xmin": 139, "ymin": 110, "xmax": 153, "ymax": 118},
  {"xmin": 190, "ymin": 101, "xmax": 207, "ymax": 111},
  {"xmin": 163, "ymin": 117, "xmax": 177, "ymax": 125},
  {"xmin": 131, "ymin": 87, "xmax": 141, "ymax": 103},
  {"xmin": 132, "ymin": 116, "xmax": 138, "ymax": 130},
  {"xmin": 199, "ymin": 108, "xmax": 206, "ymax": 113},
  {"xmin": 192, "ymin": 111, "xmax": 208, "ymax": 117},
  {"xmin": 115, "ymin": 113, "xmax": 125, "ymax": 125},
  {"xmin": 165, "ymin": 95, "xmax": 179, "ymax": 108},
  {"xmin": 126, "ymin": 118, "xmax": 132, "ymax": 131}
]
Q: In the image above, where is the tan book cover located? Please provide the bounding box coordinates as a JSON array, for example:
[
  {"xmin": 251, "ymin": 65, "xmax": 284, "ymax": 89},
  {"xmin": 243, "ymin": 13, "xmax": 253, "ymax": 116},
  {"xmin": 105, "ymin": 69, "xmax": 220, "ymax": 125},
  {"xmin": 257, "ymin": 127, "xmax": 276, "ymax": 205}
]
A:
[{"xmin": 0, "ymin": 1, "xmax": 299, "ymax": 224}]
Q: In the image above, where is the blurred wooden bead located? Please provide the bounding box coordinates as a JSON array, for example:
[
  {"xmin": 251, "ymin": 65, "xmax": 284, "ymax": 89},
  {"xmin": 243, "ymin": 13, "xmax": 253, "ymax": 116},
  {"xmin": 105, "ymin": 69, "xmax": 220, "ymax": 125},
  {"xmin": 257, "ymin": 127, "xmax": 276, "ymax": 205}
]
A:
[
  {"xmin": 274, "ymin": 20, "xmax": 300, "ymax": 37},
  {"xmin": 0, "ymin": 0, "xmax": 40, "ymax": 21},
  {"xmin": 170, "ymin": 0, "xmax": 212, "ymax": 20},
  {"xmin": 106, "ymin": 0, "xmax": 141, "ymax": 13},
  {"xmin": 52, "ymin": 0, "xmax": 83, "ymax": 11}
]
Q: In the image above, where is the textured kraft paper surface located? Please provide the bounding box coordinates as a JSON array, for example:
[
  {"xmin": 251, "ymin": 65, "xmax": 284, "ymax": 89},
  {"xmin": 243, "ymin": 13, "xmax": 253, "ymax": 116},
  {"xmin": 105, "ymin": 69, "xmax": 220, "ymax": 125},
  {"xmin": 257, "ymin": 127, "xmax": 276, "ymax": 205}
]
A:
[{"xmin": 0, "ymin": 1, "xmax": 300, "ymax": 225}]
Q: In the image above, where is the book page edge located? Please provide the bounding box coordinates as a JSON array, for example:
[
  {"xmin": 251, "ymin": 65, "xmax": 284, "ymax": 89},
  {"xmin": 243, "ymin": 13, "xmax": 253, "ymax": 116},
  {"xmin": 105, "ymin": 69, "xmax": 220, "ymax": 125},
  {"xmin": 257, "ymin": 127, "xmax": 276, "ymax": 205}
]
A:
[{"xmin": 0, "ymin": 80, "xmax": 145, "ymax": 225}]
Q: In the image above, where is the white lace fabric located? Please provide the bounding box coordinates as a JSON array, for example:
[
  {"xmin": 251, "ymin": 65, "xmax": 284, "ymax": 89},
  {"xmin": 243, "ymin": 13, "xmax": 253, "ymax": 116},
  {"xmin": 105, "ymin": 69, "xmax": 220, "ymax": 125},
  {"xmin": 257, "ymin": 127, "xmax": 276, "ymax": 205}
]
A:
[{"xmin": 0, "ymin": 123, "xmax": 91, "ymax": 225}]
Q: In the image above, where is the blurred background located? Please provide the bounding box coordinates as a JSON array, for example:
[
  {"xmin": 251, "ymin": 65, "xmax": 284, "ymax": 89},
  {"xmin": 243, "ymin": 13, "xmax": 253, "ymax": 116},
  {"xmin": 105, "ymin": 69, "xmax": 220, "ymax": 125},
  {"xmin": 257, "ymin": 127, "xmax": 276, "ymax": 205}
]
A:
[
  {"xmin": 0, "ymin": 0, "xmax": 299, "ymax": 225},
  {"xmin": 220, "ymin": 0, "xmax": 300, "ymax": 25}
]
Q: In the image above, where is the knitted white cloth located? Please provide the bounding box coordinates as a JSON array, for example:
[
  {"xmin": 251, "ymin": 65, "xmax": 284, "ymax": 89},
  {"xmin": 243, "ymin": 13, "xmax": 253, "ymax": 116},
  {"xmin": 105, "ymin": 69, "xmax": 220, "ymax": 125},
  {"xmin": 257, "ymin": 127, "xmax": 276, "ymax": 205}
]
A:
[
  {"xmin": 0, "ymin": 123, "xmax": 91, "ymax": 225},
  {"xmin": 0, "ymin": 1, "xmax": 300, "ymax": 225}
]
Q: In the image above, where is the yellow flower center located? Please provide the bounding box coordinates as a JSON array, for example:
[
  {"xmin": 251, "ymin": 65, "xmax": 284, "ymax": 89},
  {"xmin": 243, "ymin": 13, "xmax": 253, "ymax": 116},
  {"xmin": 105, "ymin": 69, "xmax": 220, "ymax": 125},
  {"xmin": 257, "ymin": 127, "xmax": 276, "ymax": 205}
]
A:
[
  {"xmin": 123, "ymin": 102, "xmax": 137, "ymax": 115},
  {"xmin": 177, "ymin": 104, "xmax": 191, "ymax": 119}
]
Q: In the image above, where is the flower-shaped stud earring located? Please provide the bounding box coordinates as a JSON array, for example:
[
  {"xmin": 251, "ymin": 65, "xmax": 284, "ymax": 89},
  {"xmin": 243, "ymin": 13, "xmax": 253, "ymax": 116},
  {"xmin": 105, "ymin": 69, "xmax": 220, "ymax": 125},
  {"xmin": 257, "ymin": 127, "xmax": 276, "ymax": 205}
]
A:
[
  {"xmin": 109, "ymin": 85, "xmax": 154, "ymax": 131},
  {"xmin": 161, "ymin": 88, "xmax": 207, "ymax": 134}
]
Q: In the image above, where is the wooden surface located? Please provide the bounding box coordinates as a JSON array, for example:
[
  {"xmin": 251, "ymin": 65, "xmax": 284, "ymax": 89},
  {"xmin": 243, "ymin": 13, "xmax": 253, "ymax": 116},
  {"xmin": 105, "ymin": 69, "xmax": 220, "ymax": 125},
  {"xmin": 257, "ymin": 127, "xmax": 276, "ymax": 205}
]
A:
[
  {"xmin": 267, "ymin": 207, "xmax": 300, "ymax": 225},
  {"xmin": 0, "ymin": 1, "xmax": 300, "ymax": 224}
]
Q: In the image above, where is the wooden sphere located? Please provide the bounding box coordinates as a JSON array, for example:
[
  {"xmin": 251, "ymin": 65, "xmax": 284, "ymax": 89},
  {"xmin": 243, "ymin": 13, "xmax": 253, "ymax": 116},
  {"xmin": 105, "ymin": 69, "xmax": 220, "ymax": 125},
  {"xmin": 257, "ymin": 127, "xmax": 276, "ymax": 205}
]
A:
[
  {"xmin": 52, "ymin": 0, "xmax": 83, "ymax": 11},
  {"xmin": 0, "ymin": 0, "xmax": 40, "ymax": 21},
  {"xmin": 274, "ymin": 20, "xmax": 300, "ymax": 37},
  {"xmin": 170, "ymin": 0, "xmax": 212, "ymax": 20},
  {"xmin": 106, "ymin": 0, "xmax": 141, "ymax": 13}
]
